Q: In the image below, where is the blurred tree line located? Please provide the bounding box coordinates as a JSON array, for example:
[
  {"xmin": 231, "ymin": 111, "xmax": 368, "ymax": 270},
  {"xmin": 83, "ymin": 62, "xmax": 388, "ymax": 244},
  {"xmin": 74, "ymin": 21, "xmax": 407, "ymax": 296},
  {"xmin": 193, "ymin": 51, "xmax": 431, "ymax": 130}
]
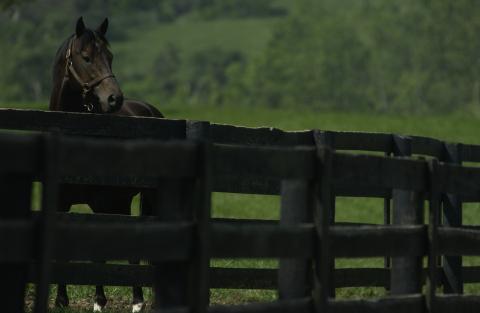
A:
[
  {"xmin": 1, "ymin": 0, "xmax": 480, "ymax": 113},
  {"xmin": 248, "ymin": 0, "xmax": 480, "ymax": 113}
]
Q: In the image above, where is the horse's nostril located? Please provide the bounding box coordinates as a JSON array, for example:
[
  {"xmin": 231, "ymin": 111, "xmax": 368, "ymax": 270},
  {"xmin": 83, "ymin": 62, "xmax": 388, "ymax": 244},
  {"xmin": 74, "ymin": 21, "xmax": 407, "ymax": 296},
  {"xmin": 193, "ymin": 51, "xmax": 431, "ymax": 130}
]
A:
[{"xmin": 108, "ymin": 95, "xmax": 117, "ymax": 107}]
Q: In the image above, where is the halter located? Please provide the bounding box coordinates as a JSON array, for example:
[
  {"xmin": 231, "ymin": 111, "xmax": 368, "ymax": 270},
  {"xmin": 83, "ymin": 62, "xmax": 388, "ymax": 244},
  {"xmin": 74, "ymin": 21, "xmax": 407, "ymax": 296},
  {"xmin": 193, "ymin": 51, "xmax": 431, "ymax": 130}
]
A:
[{"xmin": 64, "ymin": 36, "xmax": 115, "ymax": 112}]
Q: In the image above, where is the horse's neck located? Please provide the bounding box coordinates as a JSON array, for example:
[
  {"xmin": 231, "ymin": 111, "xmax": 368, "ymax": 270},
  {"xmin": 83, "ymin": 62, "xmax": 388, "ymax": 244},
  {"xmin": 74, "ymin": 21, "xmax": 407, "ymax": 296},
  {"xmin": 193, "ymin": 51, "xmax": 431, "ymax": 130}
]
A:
[
  {"xmin": 49, "ymin": 51, "xmax": 83, "ymax": 112},
  {"xmin": 49, "ymin": 77, "xmax": 83, "ymax": 112}
]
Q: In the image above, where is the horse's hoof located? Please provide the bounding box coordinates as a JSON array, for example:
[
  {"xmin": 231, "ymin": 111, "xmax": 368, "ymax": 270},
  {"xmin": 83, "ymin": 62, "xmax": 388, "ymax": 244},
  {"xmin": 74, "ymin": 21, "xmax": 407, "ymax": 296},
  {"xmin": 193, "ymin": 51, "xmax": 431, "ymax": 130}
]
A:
[
  {"xmin": 93, "ymin": 302, "xmax": 105, "ymax": 312},
  {"xmin": 54, "ymin": 296, "xmax": 69, "ymax": 308},
  {"xmin": 94, "ymin": 295, "xmax": 107, "ymax": 312},
  {"xmin": 132, "ymin": 302, "xmax": 145, "ymax": 313}
]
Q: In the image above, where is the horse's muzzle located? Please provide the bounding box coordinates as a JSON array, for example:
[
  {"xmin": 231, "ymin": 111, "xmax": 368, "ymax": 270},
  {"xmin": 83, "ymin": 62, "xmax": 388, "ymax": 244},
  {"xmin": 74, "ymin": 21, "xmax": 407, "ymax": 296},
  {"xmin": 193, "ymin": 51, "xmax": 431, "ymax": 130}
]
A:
[{"xmin": 107, "ymin": 94, "xmax": 123, "ymax": 112}]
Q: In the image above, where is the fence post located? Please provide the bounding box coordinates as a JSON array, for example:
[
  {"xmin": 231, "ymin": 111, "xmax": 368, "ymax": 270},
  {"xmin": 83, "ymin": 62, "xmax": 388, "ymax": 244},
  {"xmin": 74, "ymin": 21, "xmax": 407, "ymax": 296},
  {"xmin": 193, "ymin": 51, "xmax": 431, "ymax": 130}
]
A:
[
  {"xmin": 314, "ymin": 131, "xmax": 335, "ymax": 225},
  {"xmin": 383, "ymin": 150, "xmax": 392, "ymax": 283},
  {"xmin": 390, "ymin": 135, "xmax": 423, "ymax": 294},
  {"xmin": 151, "ymin": 179, "xmax": 191, "ymax": 312},
  {"xmin": 34, "ymin": 132, "xmax": 60, "ymax": 313},
  {"xmin": 442, "ymin": 143, "xmax": 463, "ymax": 293},
  {"xmin": 0, "ymin": 149, "xmax": 35, "ymax": 312},
  {"xmin": 278, "ymin": 180, "xmax": 313, "ymax": 299},
  {"xmin": 151, "ymin": 124, "xmax": 211, "ymax": 313},
  {"xmin": 313, "ymin": 146, "xmax": 334, "ymax": 312},
  {"xmin": 427, "ymin": 159, "xmax": 441, "ymax": 313},
  {"xmin": 313, "ymin": 131, "xmax": 335, "ymax": 300},
  {"xmin": 187, "ymin": 121, "xmax": 212, "ymax": 312}
]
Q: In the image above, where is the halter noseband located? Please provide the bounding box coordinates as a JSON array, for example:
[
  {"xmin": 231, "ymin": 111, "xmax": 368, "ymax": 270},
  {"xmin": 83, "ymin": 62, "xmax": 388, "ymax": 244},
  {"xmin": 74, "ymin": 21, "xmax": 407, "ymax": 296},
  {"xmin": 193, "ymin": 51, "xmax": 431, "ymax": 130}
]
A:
[{"xmin": 65, "ymin": 37, "xmax": 115, "ymax": 112}]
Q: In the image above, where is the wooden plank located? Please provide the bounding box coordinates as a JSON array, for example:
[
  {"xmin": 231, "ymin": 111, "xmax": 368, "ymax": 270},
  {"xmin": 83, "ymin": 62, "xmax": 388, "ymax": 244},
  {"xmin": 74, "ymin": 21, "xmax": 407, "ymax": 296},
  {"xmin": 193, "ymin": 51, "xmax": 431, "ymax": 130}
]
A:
[
  {"xmin": 390, "ymin": 134, "xmax": 423, "ymax": 295},
  {"xmin": 410, "ymin": 135, "xmax": 444, "ymax": 158},
  {"xmin": 210, "ymin": 123, "xmax": 313, "ymax": 146},
  {"xmin": 28, "ymin": 263, "xmax": 393, "ymax": 290},
  {"xmin": 460, "ymin": 143, "xmax": 480, "ymax": 163},
  {"xmin": 383, "ymin": 152, "xmax": 392, "ymax": 275},
  {"xmin": 34, "ymin": 133, "xmax": 60, "ymax": 313},
  {"xmin": 331, "ymin": 225, "xmax": 427, "ymax": 258},
  {"xmin": 463, "ymin": 266, "xmax": 480, "ymax": 283},
  {"xmin": 38, "ymin": 263, "xmax": 480, "ymax": 290},
  {"xmin": 213, "ymin": 175, "xmax": 279, "ymax": 195},
  {"xmin": 332, "ymin": 153, "xmax": 428, "ymax": 192},
  {"xmin": 427, "ymin": 159, "xmax": 441, "ymax": 313},
  {"xmin": 329, "ymin": 294, "xmax": 424, "ymax": 313},
  {"xmin": 211, "ymin": 223, "xmax": 314, "ymax": 258},
  {"xmin": 30, "ymin": 262, "xmax": 153, "ymax": 287},
  {"xmin": 0, "ymin": 220, "xmax": 34, "ymax": 261},
  {"xmin": 151, "ymin": 179, "xmax": 193, "ymax": 312},
  {"xmin": 209, "ymin": 298, "xmax": 312, "ymax": 313},
  {"xmin": 435, "ymin": 295, "xmax": 480, "ymax": 313},
  {"xmin": 313, "ymin": 146, "xmax": 334, "ymax": 312},
  {"xmin": 314, "ymin": 131, "xmax": 336, "ymax": 224},
  {"xmin": 442, "ymin": 143, "xmax": 463, "ymax": 294},
  {"xmin": 186, "ymin": 123, "xmax": 212, "ymax": 312},
  {"xmin": 213, "ymin": 177, "xmax": 390, "ymax": 196},
  {"xmin": 29, "ymin": 263, "xmax": 278, "ymax": 289},
  {"xmin": 0, "ymin": 133, "xmax": 42, "ymax": 174},
  {"xmin": 335, "ymin": 184, "xmax": 391, "ymax": 198},
  {"xmin": 213, "ymin": 144, "xmax": 316, "ymax": 180},
  {"xmin": 314, "ymin": 130, "xmax": 336, "ymax": 300},
  {"xmin": 0, "ymin": 108, "xmax": 186, "ymax": 139},
  {"xmin": 0, "ymin": 172, "xmax": 33, "ymax": 313},
  {"xmin": 321, "ymin": 131, "xmax": 392, "ymax": 152},
  {"xmin": 210, "ymin": 268, "xmax": 277, "ymax": 290},
  {"xmin": 53, "ymin": 222, "xmax": 193, "ymax": 260},
  {"xmin": 59, "ymin": 138, "xmax": 199, "ymax": 179},
  {"xmin": 335, "ymin": 268, "xmax": 389, "ymax": 288},
  {"xmin": 436, "ymin": 163, "xmax": 480, "ymax": 197},
  {"xmin": 31, "ymin": 212, "xmax": 379, "ymax": 228},
  {"xmin": 278, "ymin": 180, "xmax": 312, "ymax": 299},
  {"xmin": 438, "ymin": 227, "xmax": 480, "ymax": 255},
  {"xmin": 390, "ymin": 188, "xmax": 423, "ymax": 293}
]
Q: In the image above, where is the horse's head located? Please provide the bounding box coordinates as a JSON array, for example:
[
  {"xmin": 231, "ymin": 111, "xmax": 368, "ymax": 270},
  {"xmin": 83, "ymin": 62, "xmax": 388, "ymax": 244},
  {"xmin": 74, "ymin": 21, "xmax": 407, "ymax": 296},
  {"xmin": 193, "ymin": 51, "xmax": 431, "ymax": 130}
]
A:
[{"xmin": 63, "ymin": 17, "xmax": 123, "ymax": 113}]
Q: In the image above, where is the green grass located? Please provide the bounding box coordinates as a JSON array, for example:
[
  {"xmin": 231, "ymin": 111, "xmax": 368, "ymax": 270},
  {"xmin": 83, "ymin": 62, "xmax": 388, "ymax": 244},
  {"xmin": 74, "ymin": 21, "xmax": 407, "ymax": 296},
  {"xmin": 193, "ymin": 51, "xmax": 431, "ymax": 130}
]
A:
[{"xmin": 6, "ymin": 102, "xmax": 480, "ymax": 311}]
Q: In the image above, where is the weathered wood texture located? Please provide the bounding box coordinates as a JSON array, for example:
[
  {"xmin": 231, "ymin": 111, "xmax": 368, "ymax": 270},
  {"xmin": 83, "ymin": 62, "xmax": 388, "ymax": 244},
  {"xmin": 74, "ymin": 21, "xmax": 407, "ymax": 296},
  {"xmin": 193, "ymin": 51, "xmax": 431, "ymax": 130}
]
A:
[
  {"xmin": 278, "ymin": 180, "xmax": 313, "ymax": 299},
  {"xmin": 390, "ymin": 136, "xmax": 424, "ymax": 295},
  {"xmin": 441, "ymin": 144, "xmax": 463, "ymax": 294},
  {"xmin": 2, "ymin": 110, "xmax": 480, "ymax": 313}
]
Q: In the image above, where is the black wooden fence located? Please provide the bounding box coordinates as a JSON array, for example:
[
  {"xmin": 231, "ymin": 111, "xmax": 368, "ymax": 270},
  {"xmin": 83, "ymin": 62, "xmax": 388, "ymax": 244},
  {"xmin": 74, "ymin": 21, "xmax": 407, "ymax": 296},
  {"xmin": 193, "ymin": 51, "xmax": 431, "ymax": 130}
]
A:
[{"xmin": 0, "ymin": 109, "xmax": 480, "ymax": 313}]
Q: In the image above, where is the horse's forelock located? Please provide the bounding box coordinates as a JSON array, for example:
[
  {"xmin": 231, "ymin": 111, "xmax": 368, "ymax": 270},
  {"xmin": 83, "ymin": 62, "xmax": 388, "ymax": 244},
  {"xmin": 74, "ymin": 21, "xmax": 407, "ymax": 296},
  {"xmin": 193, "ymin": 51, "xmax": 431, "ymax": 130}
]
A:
[{"xmin": 77, "ymin": 29, "xmax": 109, "ymax": 50}]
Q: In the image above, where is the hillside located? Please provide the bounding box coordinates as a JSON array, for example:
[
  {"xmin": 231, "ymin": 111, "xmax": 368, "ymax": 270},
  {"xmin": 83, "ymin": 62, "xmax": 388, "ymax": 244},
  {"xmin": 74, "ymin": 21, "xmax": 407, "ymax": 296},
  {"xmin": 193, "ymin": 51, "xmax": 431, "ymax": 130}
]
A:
[{"xmin": 2, "ymin": 0, "xmax": 480, "ymax": 114}]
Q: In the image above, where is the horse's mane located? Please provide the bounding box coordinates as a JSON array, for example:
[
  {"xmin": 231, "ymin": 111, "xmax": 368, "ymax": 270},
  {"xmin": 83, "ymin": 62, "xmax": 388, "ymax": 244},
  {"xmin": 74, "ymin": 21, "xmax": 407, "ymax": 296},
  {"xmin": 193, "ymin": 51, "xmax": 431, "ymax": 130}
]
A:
[{"xmin": 49, "ymin": 30, "xmax": 109, "ymax": 110}]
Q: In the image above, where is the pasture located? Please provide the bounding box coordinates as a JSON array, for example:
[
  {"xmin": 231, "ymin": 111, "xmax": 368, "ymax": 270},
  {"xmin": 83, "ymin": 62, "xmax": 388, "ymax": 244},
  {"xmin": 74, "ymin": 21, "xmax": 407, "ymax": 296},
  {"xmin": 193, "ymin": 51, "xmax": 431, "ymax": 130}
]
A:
[{"xmin": 5, "ymin": 102, "xmax": 478, "ymax": 312}]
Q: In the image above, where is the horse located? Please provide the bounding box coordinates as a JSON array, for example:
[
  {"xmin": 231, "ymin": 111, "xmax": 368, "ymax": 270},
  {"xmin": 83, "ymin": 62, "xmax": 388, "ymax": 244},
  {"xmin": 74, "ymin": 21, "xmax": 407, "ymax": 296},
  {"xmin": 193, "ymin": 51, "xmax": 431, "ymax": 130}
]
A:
[{"xmin": 49, "ymin": 17, "xmax": 163, "ymax": 313}]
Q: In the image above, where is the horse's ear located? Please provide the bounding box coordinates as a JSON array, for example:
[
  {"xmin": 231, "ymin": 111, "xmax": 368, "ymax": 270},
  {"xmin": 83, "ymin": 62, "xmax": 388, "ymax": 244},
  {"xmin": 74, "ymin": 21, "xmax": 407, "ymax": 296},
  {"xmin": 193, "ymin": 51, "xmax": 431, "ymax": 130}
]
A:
[
  {"xmin": 76, "ymin": 17, "xmax": 85, "ymax": 37},
  {"xmin": 96, "ymin": 18, "xmax": 108, "ymax": 36}
]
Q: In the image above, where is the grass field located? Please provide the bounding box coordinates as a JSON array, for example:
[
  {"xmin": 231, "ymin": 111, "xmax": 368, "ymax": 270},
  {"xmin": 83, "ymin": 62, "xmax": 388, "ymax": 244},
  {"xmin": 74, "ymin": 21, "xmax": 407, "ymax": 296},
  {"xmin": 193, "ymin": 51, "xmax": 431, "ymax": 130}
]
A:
[{"xmin": 5, "ymin": 102, "xmax": 480, "ymax": 312}]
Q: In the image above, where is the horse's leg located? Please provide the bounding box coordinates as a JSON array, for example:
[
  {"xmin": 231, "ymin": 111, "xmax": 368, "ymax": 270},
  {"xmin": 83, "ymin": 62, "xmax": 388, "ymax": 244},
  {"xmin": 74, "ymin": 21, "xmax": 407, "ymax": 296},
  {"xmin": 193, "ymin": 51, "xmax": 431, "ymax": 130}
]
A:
[
  {"xmin": 130, "ymin": 259, "xmax": 145, "ymax": 313},
  {"xmin": 129, "ymin": 192, "xmax": 156, "ymax": 312},
  {"xmin": 55, "ymin": 202, "xmax": 71, "ymax": 307},
  {"xmin": 94, "ymin": 265, "xmax": 108, "ymax": 312},
  {"xmin": 90, "ymin": 200, "xmax": 108, "ymax": 312},
  {"xmin": 127, "ymin": 190, "xmax": 157, "ymax": 312},
  {"xmin": 91, "ymin": 192, "xmax": 141, "ymax": 312},
  {"xmin": 55, "ymin": 284, "xmax": 69, "ymax": 307}
]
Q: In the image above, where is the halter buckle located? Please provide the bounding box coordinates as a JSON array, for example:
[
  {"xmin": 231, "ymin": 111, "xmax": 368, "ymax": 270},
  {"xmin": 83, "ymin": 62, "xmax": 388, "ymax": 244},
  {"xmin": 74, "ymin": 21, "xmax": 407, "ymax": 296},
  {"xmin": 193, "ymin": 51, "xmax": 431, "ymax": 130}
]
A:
[{"xmin": 84, "ymin": 103, "xmax": 94, "ymax": 112}]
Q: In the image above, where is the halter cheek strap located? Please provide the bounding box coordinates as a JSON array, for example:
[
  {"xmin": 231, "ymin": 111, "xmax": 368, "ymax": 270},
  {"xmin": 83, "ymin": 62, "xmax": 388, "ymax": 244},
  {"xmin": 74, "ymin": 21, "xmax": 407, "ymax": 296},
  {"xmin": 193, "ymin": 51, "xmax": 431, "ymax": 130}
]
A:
[{"xmin": 65, "ymin": 37, "xmax": 115, "ymax": 112}]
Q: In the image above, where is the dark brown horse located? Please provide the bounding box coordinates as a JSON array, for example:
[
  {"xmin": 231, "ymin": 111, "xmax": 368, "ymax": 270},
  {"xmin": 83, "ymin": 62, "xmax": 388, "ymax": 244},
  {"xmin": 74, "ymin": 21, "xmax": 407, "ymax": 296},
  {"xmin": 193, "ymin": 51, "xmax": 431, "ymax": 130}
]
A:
[{"xmin": 49, "ymin": 17, "xmax": 163, "ymax": 312}]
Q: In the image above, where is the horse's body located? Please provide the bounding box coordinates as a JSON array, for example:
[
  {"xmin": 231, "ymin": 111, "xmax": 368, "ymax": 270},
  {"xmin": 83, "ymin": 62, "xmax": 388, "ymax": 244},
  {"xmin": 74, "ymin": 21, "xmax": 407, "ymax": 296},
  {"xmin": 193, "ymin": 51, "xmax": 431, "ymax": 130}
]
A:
[{"xmin": 49, "ymin": 17, "xmax": 162, "ymax": 313}]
